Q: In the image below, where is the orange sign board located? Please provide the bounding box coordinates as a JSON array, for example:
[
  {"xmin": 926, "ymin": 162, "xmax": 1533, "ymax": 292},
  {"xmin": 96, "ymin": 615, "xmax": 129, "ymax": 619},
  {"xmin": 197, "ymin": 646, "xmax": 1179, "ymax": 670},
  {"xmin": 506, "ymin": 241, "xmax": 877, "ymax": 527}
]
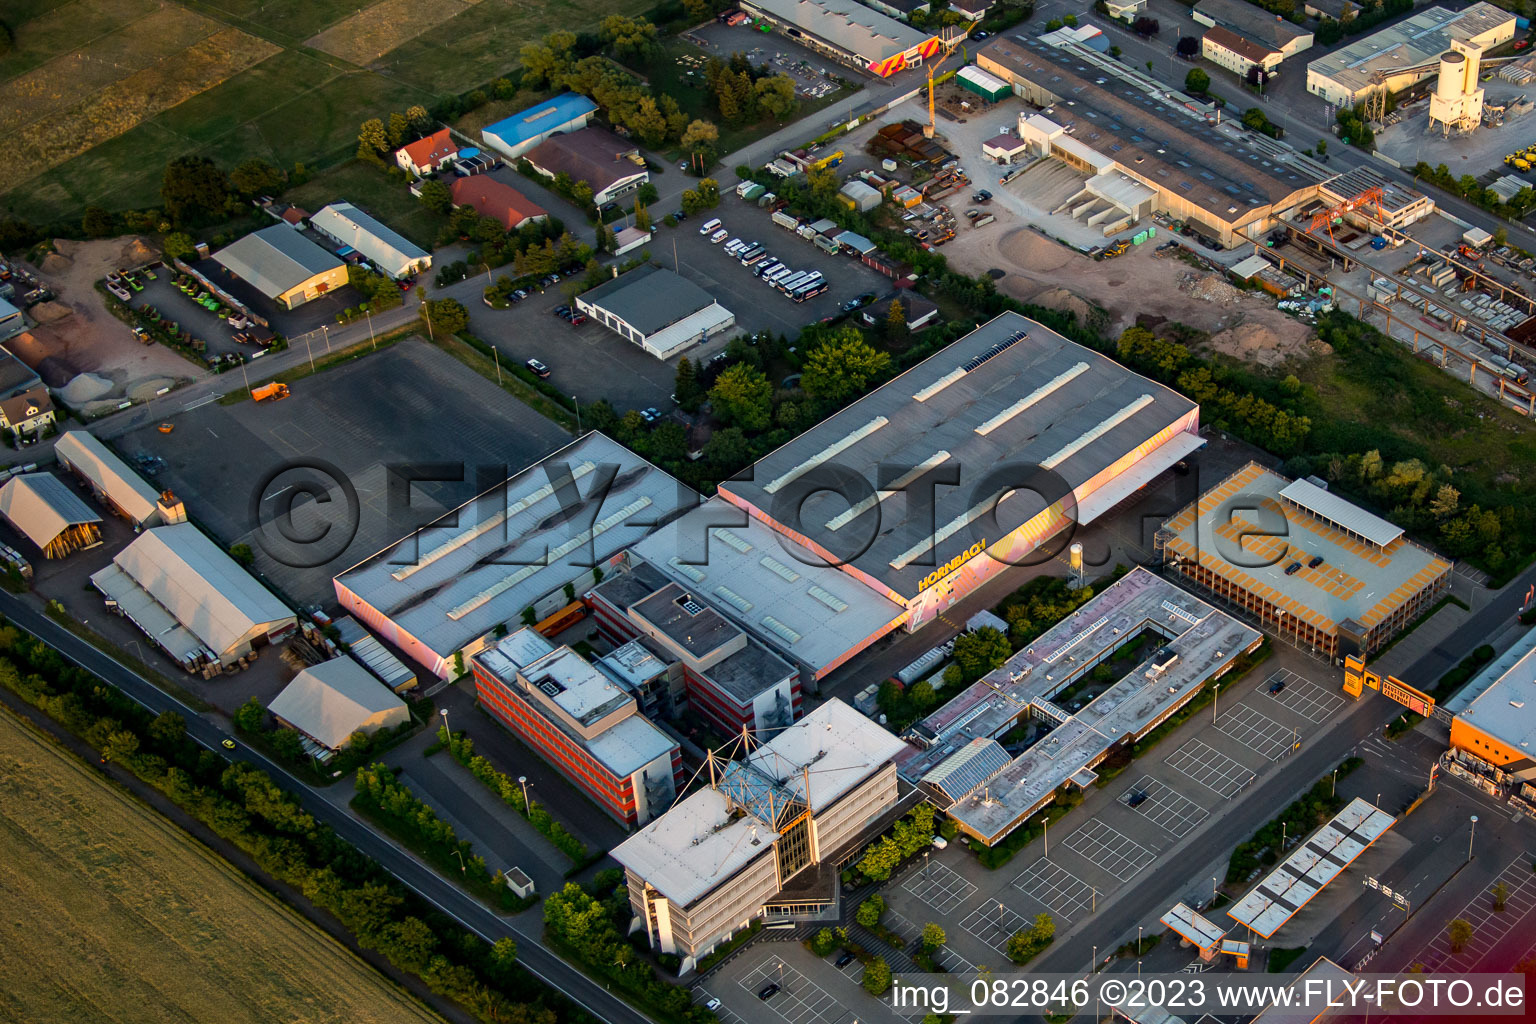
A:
[{"xmin": 1342, "ymin": 654, "xmax": 1434, "ymax": 714}]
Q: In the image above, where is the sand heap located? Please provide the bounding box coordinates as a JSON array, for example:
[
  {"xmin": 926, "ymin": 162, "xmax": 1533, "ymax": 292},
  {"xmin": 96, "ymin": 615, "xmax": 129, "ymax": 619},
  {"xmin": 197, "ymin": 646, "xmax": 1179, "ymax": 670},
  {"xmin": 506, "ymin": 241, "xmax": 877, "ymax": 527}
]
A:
[
  {"xmin": 39, "ymin": 252, "xmax": 71, "ymax": 276},
  {"xmin": 1205, "ymin": 322, "xmax": 1313, "ymax": 368},
  {"xmin": 999, "ymin": 228, "xmax": 1076, "ymax": 273},
  {"xmin": 122, "ymin": 238, "xmax": 157, "ymax": 266},
  {"xmin": 1029, "ymin": 286, "xmax": 1093, "ymax": 325},
  {"xmin": 58, "ymin": 373, "xmax": 113, "ymax": 405},
  {"xmin": 28, "ymin": 301, "xmax": 72, "ymax": 324}
]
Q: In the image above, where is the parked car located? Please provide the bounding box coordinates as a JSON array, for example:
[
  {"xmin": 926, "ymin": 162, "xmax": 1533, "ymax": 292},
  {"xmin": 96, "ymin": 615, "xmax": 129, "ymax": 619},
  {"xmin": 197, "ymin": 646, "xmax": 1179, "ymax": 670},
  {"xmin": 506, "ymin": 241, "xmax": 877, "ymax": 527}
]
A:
[
  {"xmin": 1269, "ymin": 679, "xmax": 1287, "ymax": 694},
  {"xmin": 640, "ymin": 407, "xmax": 660, "ymax": 422},
  {"xmin": 1127, "ymin": 790, "xmax": 1149, "ymax": 807},
  {"xmin": 704, "ymin": 998, "xmax": 722, "ymax": 1012},
  {"xmin": 672, "ymin": 210, "xmax": 687, "ymax": 222},
  {"xmin": 711, "ymin": 229, "xmax": 728, "ymax": 243},
  {"xmin": 834, "ymin": 951, "xmax": 856, "ymax": 968},
  {"xmin": 1284, "ymin": 562, "xmax": 1302, "ymax": 575},
  {"xmin": 568, "ymin": 313, "xmax": 587, "ymax": 326},
  {"xmin": 758, "ymin": 984, "xmax": 780, "ymax": 1001},
  {"xmin": 1308, "ymin": 555, "xmax": 1324, "ymax": 568},
  {"xmin": 553, "ymin": 305, "xmax": 572, "ymax": 317},
  {"xmin": 526, "ymin": 358, "xmax": 551, "ymax": 378}
]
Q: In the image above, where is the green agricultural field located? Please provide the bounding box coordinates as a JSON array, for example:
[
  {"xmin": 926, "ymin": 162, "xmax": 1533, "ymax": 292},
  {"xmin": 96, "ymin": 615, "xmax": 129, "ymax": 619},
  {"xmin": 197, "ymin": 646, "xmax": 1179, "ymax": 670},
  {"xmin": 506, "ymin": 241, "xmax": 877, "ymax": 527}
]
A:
[
  {"xmin": 0, "ymin": 0, "xmax": 643, "ymax": 224},
  {"xmin": 0, "ymin": 707, "xmax": 448, "ymax": 1024}
]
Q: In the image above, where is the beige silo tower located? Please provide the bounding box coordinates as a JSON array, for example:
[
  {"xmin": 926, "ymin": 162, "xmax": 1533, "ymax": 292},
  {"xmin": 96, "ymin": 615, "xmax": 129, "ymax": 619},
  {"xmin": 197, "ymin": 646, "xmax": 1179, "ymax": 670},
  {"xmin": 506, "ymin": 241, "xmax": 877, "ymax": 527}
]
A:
[{"xmin": 1428, "ymin": 39, "xmax": 1486, "ymax": 135}]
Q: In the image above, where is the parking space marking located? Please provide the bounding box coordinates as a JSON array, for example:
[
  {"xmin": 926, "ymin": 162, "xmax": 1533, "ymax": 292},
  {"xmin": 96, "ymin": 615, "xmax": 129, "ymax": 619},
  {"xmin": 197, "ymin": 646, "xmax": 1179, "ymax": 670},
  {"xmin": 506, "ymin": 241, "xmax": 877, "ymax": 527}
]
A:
[
  {"xmin": 1218, "ymin": 702, "xmax": 1296, "ymax": 760},
  {"xmin": 1406, "ymin": 851, "xmax": 1536, "ymax": 970},
  {"xmin": 1063, "ymin": 819, "xmax": 1155, "ymax": 880},
  {"xmin": 902, "ymin": 860, "xmax": 978, "ymax": 915},
  {"xmin": 1118, "ymin": 776, "xmax": 1209, "ymax": 837},
  {"xmin": 1264, "ymin": 670, "xmax": 1346, "ymax": 723},
  {"xmin": 960, "ymin": 900, "xmax": 1032, "ymax": 954},
  {"xmin": 693, "ymin": 987, "xmax": 748, "ymax": 1024},
  {"xmin": 1166, "ymin": 737, "xmax": 1255, "ymax": 798},
  {"xmin": 738, "ymin": 958, "xmax": 843, "ymax": 1024},
  {"xmin": 1012, "ymin": 858, "xmax": 1097, "ymax": 919}
]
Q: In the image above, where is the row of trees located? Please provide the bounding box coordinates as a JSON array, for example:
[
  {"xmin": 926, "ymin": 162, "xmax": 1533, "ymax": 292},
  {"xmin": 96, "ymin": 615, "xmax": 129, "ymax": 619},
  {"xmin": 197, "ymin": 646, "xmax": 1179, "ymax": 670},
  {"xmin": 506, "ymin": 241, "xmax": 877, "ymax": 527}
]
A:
[
  {"xmin": 438, "ymin": 725, "xmax": 589, "ymax": 863},
  {"xmin": 0, "ymin": 624, "xmax": 558, "ymax": 1024},
  {"xmin": 1226, "ymin": 758, "xmax": 1361, "ymax": 881},
  {"xmin": 544, "ymin": 881, "xmax": 713, "ymax": 1023},
  {"xmin": 702, "ymin": 53, "xmax": 798, "ymax": 126},
  {"xmin": 158, "ymin": 155, "xmax": 287, "ymax": 227},
  {"xmin": 519, "ymin": 29, "xmax": 720, "ymax": 154},
  {"xmin": 1006, "ymin": 913, "xmax": 1056, "ymax": 964},
  {"xmin": 856, "ymin": 804, "xmax": 937, "ymax": 881},
  {"xmin": 1411, "ymin": 161, "xmax": 1536, "ymax": 218},
  {"xmin": 357, "ymin": 105, "xmax": 437, "ymax": 165},
  {"xmin": 353, "ymin": 761, "xmax": 496, "ymax": 883}
]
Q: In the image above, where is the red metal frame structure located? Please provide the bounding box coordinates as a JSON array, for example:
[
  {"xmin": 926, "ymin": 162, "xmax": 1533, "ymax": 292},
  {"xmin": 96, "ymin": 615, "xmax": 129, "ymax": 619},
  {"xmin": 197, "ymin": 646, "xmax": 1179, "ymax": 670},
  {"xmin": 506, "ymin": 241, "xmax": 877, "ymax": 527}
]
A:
[{"xmin": 1307, "ymin": 186, "xmax": 1385, "ymax": 243}]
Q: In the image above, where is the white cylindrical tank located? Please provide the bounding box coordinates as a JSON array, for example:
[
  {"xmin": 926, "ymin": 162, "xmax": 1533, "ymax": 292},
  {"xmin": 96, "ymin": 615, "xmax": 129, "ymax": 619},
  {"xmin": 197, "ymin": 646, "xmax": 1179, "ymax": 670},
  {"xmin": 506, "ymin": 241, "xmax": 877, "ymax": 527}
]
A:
[
  {"xmin": 1069, "ymin": 542, "xmax": 1084, "ymax": 572},
  {"xmin": 1437, "ymin": 50, "xmax": 1467, "ymax": 102}
]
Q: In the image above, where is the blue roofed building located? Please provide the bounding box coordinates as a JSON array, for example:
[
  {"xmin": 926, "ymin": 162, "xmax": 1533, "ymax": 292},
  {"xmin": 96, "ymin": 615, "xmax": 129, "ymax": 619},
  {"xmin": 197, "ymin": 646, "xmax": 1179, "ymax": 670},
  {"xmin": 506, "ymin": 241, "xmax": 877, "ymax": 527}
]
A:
[{"xmin": 482, "ymin": 93, "xmax": 601, "ymax": 161}]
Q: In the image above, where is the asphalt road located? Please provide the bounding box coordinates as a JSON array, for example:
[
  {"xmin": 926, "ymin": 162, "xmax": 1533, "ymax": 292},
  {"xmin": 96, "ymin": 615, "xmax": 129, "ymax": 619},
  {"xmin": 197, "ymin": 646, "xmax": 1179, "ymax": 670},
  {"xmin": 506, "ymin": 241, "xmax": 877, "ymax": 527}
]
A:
[{"xmin": 0, "ymin": 588, "xmax": 661, "ymax": 1024}]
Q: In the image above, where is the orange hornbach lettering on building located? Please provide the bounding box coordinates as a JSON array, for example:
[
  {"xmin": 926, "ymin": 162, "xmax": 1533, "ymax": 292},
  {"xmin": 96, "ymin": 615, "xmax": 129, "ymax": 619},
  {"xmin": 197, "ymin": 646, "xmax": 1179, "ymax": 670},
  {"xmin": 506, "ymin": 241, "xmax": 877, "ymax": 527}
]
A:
[{"xmin": 918, "ymin": 539, "xmax": 987, "ymax": 592}]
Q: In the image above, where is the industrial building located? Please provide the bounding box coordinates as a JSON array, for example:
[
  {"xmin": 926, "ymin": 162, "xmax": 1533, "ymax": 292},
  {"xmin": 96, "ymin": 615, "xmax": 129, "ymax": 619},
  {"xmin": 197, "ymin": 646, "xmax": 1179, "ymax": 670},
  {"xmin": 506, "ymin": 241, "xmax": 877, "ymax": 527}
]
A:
[
  {"xmin": 719, "ymin": 312, "xmax": 1203, "ymax": 633},
  {"xmin": 861, "ymin": 291, "xmax": 939, "ymax": 331},
  {"xmin": 333, "ymin": 432, "xmax": 697, "ymax": 679},
  {"xmin": 957, "ymin": 64, "xmax": 1011, "ymax": 102},
  {"xmin": 524, "ymin": 128, "xmax": 649, "ymax": 206},
  {"xmin": 450, "ymin": 176, "xmax": 548, "ymax": 231},
  {"xmin": 212, "ymin": 224, "xmax": 348, "ymax": 309},
  {"xmin": 587, "ymin": 557, "xmax": 804, "ymax": 735},
  {"xmin": 482, "ymin": 93, "xmax": 599, "ymax": 161},
  {"xmin": 395, "ymin": 128, "xmax": 459, "ymax": 177},
  {"xmin": 627, "ymin": 499, "xmax": 909, "ymax": 685},
  {"xmin": 1192, "ymin": 0, "xmax": 1313, "ymax": 74},
  {"xmin": 310, "ymin": 202, "xmax": 432, "ymax": 280},
  {"xmin": 738, "ymin": 0, "xmax": 941, "ymax": 77},
  {"xmin": 54, "ymin": 430, "xmax": 168, "ymax": 528},
  {"xmin": 93, "ymin": 523, "xmax": 297, "ymax": 672},
  {"xmin": 1444, "ymin": 630, "xmax": 1536, "ymax": 805},
  {"xmin": 575, "ymin": 265, "xmax": 735, "ymax": 360},
  {"xmin": 1157, "ymin": 462, "xmax": 1452, "ymax": 658},
  {"xmin": 330, "ymin": 614, "xmax": 417, "ymax": 693},
  {"xmin": 0, "ymin": 296, "xmax": 23, "ymax": 341},
  {"xmin": 896, "ymin": 569, "xmax": 1262, "ymax": 845},
  {"xmin": 978, "ymin": 35, "xmax": 1322, "ymax": 245},
  {"xmin": 1305, "ymin": 3, "xmax": 1515, "ymax": 108},
  {"xmin": 472, "ymin": 629, "xmax": 681, "ymax": 826},
  {"xmin": 268, "ymin": 657, "xmax": 410, "ymax": 755},
  {"xmin": 0, "ymin": 473, "xmax": 102, "ymax": 559},
  {"xmin": 0, "ymin": 387, "xmax": 52, "ymax": 440},
  {"xmin": 612, "ymin": 699, "xmax": 908, "ymax": 970}
]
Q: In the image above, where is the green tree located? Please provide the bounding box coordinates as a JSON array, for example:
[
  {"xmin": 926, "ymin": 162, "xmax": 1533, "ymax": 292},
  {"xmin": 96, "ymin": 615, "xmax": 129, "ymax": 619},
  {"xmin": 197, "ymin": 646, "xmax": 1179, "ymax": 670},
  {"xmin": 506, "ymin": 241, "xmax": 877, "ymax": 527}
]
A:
[
  {"xmin": 600, "ymin": 14, "xmax": 660, "ymax": 62},
  {"xmin": 420, "ymin": 297, "xmax": 470, "ymax": 336},
  {"xmin": 357, "ymin": 118, "xmax": 390, "ymax": 162},
  {"xmin": 628, "ymin": 96, "xmax": 669, "ymax": 147},
  {"xmin": 800, "ymin": 329, "xmax": 892, "ymax": 404},
  {"xmin": 233, "ymin": 696, "xmax": 266, "ymax": 733},
  {"xmin": 754, "ymin": 74, "xmax": 799, "ymax": 119},
  {"xmin": 405, "ymin": 104, "xmax": 432, "ymax": 133},
  {"xmin": 922, "ymin": 922, "xmax": 947, "ymax": 950},
  {"xmin": 230, "ymin": 158, "xmax": 284, "ymax": 197},
  {"xmin": 674, "ymin": 357, "xmax": 701, "ymax": 411},
  {"xmin": 418, "ymin": 179, "xmax": 453, "ymax": 214},
  {"xmin": 862, "ymin": 957, "xmax": 892, "ymax": 996},
  {"xmin": 387, "ymin": 111, "xmax": 410, "ymax": 148},
  {"xmin": 1185, "ymin": 68, "xmax": 1210, "ymax": 94},
  {"xmin": 228, "ymin": 543, "xmax": 255, "ymax": 567},
  {"xmin": 709, "ymin": 363, "xmax": 773, "ymax": 431},
  {"xmin": 856, "ymin": 894, "xmax": 885, "ymax": 927},
  {"xmin": 82, "ymin": 206, "xmax": 114, "ymax": 238},
  {"xmin": 952, "ymin": 627, "xmax": 1012, "ymax": 680},
  {"xmin": 102, "ymin": 729, "xmax": 140, "ymax": 762},
  {"xmin": 162, "ymin": 232, "xmax": 196, "ymax": 261},
  {"xmin": 810, "ymin": 927, "xmax": 839, "ymax": 956},
  {"xmin": 1448, "ymin": 918, "xmax": 1473, "ymax": 952},
  {"xmin": 884, "ymin": 296, "xmax": 909, "ymax": 341},
  {"xmin": 161, "ymin": 157, "xmax": 231, "ymax": 226},
  {"xmin": 1492, "ymin": 883, "xmax": 1509, "ymax": 911},
  {"xmin": 681, "ymin": 119, "xmax": 720, "ymax": 156}
]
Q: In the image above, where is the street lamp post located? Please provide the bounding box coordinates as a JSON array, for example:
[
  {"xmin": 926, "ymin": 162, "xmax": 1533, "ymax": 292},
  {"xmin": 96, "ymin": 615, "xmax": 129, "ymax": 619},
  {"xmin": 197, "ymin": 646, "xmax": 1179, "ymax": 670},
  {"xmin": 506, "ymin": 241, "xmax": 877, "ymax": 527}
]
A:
[
  {"xmin": 452, "ymin": 848, "xmax": 466, "ymax": 873},
  {"xmin": 519, "ymin": 775, "xmax": 530, "ymax": 812},
  {"xmin": 1469, "ymin": 815, "xmax": 1478, "ymax": 861},
  {"xmin": 366, "ymin": 307, "xmax": 376, "ymax": 350},
  {"xmin": 1043, "ymin": 815, "xmax": 1048, "ymax": 857},
  {"xmin": 322, "ymin": 324, "xmax": 331, "ymax": 354},
  {"xmin": 1091, "ymin": 945, "xmax": 1097, "ymax": 976},
  {"xmin": 303, "ymin": 332, "xmax": 315, "ymax": 372},
  {"xmin": 439, "ymin": 707, "xmax": 450, "ymax": 742},
  {"xmin": 1332, "ymin": 767, "xmax": 1338, "ymax": 797},
  {"xmin": 573, "ymin": 397, "xmax": 582, "ymax": 434},
  {"xmin": 492, "ymin": 344, "xmax": 502, "ymax": 384}
]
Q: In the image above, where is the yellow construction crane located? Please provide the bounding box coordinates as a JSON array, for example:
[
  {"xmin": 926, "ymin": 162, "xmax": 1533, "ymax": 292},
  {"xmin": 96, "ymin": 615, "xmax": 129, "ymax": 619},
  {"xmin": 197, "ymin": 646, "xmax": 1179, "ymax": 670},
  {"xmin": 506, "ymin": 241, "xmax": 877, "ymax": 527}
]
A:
[{"xmin": 924, "ymin": 26, "xmax": 972, "ymax": 139}]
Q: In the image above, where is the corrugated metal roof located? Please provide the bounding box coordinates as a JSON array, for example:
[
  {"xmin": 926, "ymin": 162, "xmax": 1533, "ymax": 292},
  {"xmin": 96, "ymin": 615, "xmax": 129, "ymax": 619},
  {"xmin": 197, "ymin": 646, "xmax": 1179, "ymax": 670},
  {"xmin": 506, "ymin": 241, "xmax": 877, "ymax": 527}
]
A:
[
  {"xmin": 268, "ymin": 658, "xmax": 408, "ymax": 749},
  {"xmin": 54, "ymin": 430, "xmax": 161, "ymax": 525},
  {"xmin": 0, "ymin": 473, "xmax": 100, "ymax": 550},
  {"xmin": 101, "ymin": 523, "xmax": 294, "ymax": 658},
  {"xmin": 579, "ymin": 264, "xmax": 721, "ymax": 337},
  {"xmin": 1278, "ymin": 478, "xmax": 1403, "ymax": 548},
  {"xmin": 212, "ymin": 224, "xmax": 343, "ymax": 298},
  {"xmin": 483, "ymin": 93, "xmax": 599, "ymax": 148},
  {"xmin": 746, "ymin": 0, "xmax": 930, "ymax": 60},
  {"xmin": 921, "ymin": 737, "xmax": 1012, "ymax": 805},
  {"xmin": 310, "ymin": 202, "xmax": 428, "ymax": 276}
]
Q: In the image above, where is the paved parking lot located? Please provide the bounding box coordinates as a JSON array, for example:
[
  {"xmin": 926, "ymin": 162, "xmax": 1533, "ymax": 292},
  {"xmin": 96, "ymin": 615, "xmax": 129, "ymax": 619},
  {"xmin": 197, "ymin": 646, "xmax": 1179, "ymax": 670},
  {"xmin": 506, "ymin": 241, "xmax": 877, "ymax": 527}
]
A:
[
  {"xmin": 738, "ymin": 958, "xmax": 847, "ymax": 1024},
  {"xmin": 902, "ymin": 860, "xmax": 977, "ymax": 915},
  {"xmin": 1166, "ymin": 737, "xmax": 1256, "ymax": 799},
  {"xmin": 1264, "ymin": 669, "xmax": 1346, "ymax": 722},
  {"xmin": 1062, "ymin": 819, "xmax": 1155, "ymax": 880},
  {"xmin": 960, "ymin": 900, "xmax": 1031, "ymax": 954},
  {"xmin": 121, "ymin": 338, "xmax": 570, "ymax": 604},
  {"xmin": 1118, "ymin": 775, "xmax": 1209, "ymax": 838},
  {"xmin": 1408, "ymin": 851, "xmax": 1536, "ymax": 969},
  {"xmin": 1217, "ymin": 702, "xmax": 1297, "ymax": 761},
  {"xmin": 1012, "ymin": 858, "xmax": 1097, "ymax": 920},
  {"xmin": 685, "ymin": 21, "xmax": 852, "ymax": 98}
]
